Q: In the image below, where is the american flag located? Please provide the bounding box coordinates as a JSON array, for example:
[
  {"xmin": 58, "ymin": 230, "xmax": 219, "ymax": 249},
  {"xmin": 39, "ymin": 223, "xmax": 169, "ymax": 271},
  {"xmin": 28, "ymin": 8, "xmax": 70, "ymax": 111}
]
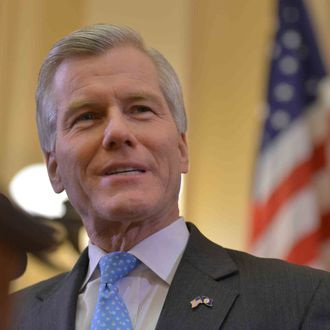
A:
[{"xmin": 250, "ymin": 0, "xmax": 330, "ymax": 269}]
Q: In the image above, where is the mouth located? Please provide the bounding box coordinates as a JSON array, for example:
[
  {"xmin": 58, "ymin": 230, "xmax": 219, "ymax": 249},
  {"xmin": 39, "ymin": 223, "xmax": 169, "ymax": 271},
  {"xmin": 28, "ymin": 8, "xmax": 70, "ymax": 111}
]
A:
[{"xmin": 103, "ymin": 167, "xmax": 146, "ymax": 176}]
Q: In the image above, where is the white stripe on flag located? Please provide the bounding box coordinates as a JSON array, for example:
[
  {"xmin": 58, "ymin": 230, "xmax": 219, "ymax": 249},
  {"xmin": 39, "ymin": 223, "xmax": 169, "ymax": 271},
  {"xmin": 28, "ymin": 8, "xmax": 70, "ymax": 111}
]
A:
[{"xmin": 252, "ymin": 186, "xmax": 320, "ymax": 259}]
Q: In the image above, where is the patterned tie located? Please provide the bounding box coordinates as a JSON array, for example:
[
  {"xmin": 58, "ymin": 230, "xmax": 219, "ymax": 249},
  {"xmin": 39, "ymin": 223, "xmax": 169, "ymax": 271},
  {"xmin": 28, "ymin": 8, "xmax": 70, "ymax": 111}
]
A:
[{"xmin": 90, "ymin": 252, "xmax": 140, "ymax": 330}]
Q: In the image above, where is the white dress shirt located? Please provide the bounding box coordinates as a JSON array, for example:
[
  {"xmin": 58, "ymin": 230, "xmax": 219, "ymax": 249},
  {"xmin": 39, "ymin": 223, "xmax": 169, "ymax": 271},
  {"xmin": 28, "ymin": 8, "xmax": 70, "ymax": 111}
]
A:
[{"xmin": 75, "ymin": 218, "xmax": 189, "ymax": 330}]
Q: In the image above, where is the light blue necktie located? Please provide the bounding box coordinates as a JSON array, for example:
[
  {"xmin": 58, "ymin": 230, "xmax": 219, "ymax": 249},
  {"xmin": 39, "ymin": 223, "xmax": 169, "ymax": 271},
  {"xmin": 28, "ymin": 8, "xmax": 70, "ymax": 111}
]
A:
[{"xmin": 90, "ymin": 252, "xmax": 140, "ymax": 330}]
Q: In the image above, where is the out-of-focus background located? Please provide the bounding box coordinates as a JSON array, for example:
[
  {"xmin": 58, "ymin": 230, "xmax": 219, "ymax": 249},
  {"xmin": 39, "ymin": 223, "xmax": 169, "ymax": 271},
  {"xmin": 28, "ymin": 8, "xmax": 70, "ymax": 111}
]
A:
[{"xmin": 1, "ymin": 0, "xmax": 330, "ymax": 290}]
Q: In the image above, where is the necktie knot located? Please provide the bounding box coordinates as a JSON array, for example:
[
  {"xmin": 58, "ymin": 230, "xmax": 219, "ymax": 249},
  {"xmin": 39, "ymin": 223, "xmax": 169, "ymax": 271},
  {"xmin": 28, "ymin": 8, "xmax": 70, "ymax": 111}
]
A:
[{"xmin": 99, "ymin": 252, "xmax": 140, "ymax": 285}]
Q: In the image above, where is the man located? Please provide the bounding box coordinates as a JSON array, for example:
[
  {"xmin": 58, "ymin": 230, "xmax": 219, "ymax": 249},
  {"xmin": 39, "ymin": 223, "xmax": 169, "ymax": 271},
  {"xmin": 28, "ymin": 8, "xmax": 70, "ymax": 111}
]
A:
[{"xmin": 11, "ymin": 24, "xmax": 330, "ymax": 329}]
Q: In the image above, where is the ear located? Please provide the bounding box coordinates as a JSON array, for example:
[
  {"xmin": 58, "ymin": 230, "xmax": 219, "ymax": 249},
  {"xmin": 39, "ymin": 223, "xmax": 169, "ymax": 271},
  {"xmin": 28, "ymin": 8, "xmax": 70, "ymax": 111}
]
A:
[
  {"xmin": 45, "ymin": 151, "xmax": 64, "ymax": 193},
  {"xmin": 178, "ymin": 133, "xmax": 189, "ymax": 174}
]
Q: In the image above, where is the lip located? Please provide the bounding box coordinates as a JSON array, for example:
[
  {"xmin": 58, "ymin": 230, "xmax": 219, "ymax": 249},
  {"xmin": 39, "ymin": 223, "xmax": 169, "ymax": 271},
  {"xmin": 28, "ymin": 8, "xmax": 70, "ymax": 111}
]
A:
[{"xmin": 100, "ymin": 162, "xmax": 147, "ymax": 177}]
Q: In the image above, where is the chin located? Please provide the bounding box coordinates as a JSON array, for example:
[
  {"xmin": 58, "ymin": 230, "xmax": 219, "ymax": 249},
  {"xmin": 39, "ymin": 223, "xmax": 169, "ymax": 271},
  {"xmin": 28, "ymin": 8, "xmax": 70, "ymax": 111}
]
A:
[{"xmin": 98, "ymin": 198, "xmax": 153, "ymax": 222}]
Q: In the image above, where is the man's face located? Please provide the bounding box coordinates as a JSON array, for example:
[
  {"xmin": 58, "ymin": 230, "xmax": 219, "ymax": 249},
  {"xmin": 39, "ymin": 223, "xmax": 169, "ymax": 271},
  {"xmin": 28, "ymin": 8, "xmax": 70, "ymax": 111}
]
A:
[{"xmin": 46, "ymin": 46, "xmax": 188, "ymax": 232}]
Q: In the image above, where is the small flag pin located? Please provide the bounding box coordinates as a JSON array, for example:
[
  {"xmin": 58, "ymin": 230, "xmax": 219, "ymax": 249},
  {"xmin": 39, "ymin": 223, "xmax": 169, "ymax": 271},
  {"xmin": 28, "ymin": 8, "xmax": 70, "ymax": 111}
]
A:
[{"xmin": 190, "ymin": 296, "xmax": 213, "ymax": 309}]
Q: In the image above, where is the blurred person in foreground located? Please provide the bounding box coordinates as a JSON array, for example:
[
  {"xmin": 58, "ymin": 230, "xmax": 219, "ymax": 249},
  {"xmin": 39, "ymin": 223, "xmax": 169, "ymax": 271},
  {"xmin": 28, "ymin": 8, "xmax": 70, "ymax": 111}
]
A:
[
  {"xmin": 0, "ymin": 193, "xmax": 59, "ymax": 330},
  {"xmin": 11, "ymin": 24, "xmax": 330, "ymax": 329}
]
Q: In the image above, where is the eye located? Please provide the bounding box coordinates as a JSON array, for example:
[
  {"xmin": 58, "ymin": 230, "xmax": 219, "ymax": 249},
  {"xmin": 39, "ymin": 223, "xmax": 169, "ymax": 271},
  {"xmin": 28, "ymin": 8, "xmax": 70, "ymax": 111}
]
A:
[
  {"xmin": 77, "ymin": 112, "xmax": 97, "ymax": 121},
  {"xmin": 71, "ymin": 112, "xmax": 100, "ymax": 127},
  {"xmin": 131, "ymin": 105, "xmax": 153, "ymax": 114}
]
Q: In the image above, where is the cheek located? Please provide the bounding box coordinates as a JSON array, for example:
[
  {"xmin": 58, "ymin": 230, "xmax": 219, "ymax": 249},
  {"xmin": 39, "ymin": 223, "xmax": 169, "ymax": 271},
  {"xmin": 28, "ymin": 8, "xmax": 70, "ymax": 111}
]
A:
[
  {"xmin": 153, "ymin": 138, "xmax": 183, "ymax": 178},
  {"xmin": 55, "ymin": 143, "xmax": 88, "ymax": 184},
  {"xmin": 55, "ymin": 146, "xmax": 93, "ymax": 213}
]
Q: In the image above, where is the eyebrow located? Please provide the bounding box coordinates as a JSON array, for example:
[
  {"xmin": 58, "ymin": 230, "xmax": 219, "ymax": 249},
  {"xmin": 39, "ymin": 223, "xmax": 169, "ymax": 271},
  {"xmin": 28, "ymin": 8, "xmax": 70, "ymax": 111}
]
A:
[{"xmin": 123, "ymin": 91, "xmax": 163, "ymax": 106}]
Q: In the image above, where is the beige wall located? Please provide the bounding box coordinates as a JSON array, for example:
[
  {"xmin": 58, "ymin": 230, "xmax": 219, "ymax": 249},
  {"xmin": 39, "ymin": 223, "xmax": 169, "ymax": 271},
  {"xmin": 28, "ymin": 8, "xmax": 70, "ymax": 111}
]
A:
[
  {"xmin": 0, "ymin": 0, "xmax": 83, "ymax": 191},
  {"xmin": 186, "ymin": 0, "xmax": 273, "ymax": 250},
  {"xmin": 3, "ymin": 0, "xmax": 330, "ymax": 288},
  {"xmin": 82, "ymin": 0, "xmax": 191, "ymax": 89}
]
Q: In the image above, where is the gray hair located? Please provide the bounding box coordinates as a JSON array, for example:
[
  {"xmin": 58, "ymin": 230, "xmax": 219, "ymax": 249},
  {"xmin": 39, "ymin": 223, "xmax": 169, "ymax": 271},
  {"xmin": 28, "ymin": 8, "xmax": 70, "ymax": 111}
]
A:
[{"xmin": 36, "ymin": 24, "xmax": 187, "ymax": 153}]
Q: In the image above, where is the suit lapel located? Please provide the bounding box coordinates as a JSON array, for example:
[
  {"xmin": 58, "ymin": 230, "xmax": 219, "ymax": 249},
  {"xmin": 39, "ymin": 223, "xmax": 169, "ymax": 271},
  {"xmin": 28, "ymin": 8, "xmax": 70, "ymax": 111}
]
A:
[
  {"xmin": 23, "ymin": 249, "xmax": 89, "ymax": 330},
  {"xmin": 156, "ymin": 223, "xmax": 239, "ymax": 330}
]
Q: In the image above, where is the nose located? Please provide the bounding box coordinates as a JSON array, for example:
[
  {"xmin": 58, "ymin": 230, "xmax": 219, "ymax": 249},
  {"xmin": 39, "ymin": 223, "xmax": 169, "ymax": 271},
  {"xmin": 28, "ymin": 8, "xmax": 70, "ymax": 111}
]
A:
[{"xmin": 102, "ymin": 110, "xmax": 135, "ymax": 150}]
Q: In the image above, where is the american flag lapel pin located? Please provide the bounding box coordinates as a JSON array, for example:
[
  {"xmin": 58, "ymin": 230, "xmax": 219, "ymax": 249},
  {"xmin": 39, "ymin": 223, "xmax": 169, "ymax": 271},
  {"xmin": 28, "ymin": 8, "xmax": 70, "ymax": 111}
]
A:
[
  {"xmin": 190, "ymin": 296, "xmax": 213, "ymax": 309},
  {"xmin": 190, "ymin": 296, "xmax": 203, "ymax": 309},
  {"xmin": 202, "ymin": 296, "xmax": 213, "ymax": 307}
]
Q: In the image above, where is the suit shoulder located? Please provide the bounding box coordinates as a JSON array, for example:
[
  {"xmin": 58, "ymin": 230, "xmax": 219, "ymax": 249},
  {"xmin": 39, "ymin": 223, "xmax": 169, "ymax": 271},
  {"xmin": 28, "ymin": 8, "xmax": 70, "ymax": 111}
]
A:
[
  {"xmin": 187, "ymin": 222, "xmax": 330, "ymax": 283},
  {"xmin": 225, "ymin": 247, "xmax": 330, "ymax": 283},
  {"xmin": 11, "ymin": 272, "xmax": 68, "ymax": 302}
]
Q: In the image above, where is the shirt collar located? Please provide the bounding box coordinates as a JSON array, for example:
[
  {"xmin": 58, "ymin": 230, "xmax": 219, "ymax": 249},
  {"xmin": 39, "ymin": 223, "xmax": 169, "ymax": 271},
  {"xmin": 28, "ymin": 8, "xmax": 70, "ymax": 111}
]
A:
[
  {"xmin": 83, "ymin": 218, "xmax": 189, "ymax": 288},
  {"xmin": 130, "ymin": 217, "xmax": 189, "ymax": 283}
]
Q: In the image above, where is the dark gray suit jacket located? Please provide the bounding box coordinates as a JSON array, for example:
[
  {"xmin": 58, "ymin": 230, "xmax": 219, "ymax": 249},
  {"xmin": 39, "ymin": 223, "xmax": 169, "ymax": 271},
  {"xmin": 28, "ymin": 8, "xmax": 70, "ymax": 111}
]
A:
[{"xmin": 11, "ymin": 223, "xmax": 330, "ymax": 329}]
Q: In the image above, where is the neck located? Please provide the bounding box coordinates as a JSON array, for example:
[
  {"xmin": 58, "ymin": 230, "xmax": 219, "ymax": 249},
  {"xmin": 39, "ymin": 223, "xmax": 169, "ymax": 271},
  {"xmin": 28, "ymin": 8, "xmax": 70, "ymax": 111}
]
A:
[{"xmin": 86, "ymin": 210, "xmax": 180, "ymax": 252}]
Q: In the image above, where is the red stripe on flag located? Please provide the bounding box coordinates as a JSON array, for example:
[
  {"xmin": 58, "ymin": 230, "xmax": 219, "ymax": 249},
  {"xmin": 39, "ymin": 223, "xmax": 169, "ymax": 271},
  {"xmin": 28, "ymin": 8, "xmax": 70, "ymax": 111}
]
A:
[
  {"xmin": 285, "ymin": 211, "xmax": 330, "ymax": 265},
  {"xmin": 251, "ymin": 142, "xmax": 326, "ymax": 243},
  {"xmin": 286, "ymin": 231, "xmax": 320, "ymax": 264},
  {"xmin": 320, "ymin": 211, "xmax": 330, "ymax": 240}
]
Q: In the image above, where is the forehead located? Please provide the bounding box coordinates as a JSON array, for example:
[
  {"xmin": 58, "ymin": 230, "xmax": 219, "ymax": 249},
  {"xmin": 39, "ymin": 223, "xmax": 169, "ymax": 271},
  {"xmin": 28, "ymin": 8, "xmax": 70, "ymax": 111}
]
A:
[{"xmin": 52, "ymin": 46, "xmax": 162, "ymax": 100}]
